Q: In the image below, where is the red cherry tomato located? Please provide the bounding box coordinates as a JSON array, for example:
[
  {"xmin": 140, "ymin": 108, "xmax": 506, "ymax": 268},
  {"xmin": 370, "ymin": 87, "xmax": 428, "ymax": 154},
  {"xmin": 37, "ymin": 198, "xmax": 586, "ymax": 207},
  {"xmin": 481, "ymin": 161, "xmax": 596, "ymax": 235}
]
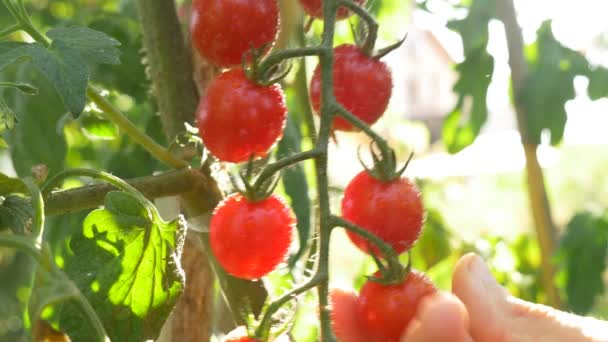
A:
[
  {"xmin": 191, "ymin": 0, "xmax": 279, "ymax": 67},
  {"xmin": 197, "ymin": 69, "xmax": 287, "ymax": 163},
  {"xmin": 299, "ymin": 0, "xmax": 366, "ymax": 20},
  {"xmin": 210, "ymin": 193, "xmax": 295, "ymax": 279},
  {"xmin": 310, "ymin": 44, "xmax": 392, "ymax": 131},
  {"xmin": 358, "ymin": 270, "xmax": 437, "ymax": 341},
  {"xmin": 341, "ymin": 170, "xmax": 423, "ymax": 256}
]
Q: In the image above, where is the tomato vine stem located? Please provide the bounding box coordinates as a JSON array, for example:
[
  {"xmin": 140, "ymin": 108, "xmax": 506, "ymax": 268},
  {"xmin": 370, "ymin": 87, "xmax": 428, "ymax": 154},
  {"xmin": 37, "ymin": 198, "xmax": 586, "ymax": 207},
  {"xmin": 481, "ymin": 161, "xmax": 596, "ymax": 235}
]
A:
[{"xmin": 339, "ymin": 0, "xmax": 378, "ymax": 55}]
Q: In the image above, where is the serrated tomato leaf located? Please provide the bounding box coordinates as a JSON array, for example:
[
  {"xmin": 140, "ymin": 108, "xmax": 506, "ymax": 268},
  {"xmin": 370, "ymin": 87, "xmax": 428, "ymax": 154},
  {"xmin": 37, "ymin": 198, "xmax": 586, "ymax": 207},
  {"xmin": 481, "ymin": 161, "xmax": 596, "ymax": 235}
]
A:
[
  {"xmin": 442, "ymin": 46, "xmax": 494, "ymax": 153},
  {"xmin": 442, "ymin": 0, "xmax": 494, "ymax": 153},
  {"xmin": 28, "ymin": 41, "xmax": 89, "ymax": 116},
  {"xmin": 57, "ymin": 191, "xmax": 186, "ymax": 341},
  {"xmin": 556, "ymin": 211, "xmax": 608, "ymax": 314},
  {"xmin": 47, "ymin": 26, "xmax": 121, "ymax": 66}
]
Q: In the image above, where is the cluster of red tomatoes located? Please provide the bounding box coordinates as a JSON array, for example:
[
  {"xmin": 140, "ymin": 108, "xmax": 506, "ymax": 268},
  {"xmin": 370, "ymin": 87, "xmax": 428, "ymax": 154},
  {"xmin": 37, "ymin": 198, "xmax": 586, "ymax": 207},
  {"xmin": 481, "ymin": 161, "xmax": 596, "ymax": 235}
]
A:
[{"xmin": 191, "ymin": 0, "xmax": 436, "ymax": 341}]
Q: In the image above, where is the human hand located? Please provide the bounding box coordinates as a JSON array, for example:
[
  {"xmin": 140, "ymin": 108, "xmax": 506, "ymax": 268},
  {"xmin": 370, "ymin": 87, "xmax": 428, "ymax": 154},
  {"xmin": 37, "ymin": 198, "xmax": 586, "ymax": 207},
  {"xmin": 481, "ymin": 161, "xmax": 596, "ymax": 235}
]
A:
[{"xmin": 402, "ymin": 253, "xmax": 608, "ymax": 342}]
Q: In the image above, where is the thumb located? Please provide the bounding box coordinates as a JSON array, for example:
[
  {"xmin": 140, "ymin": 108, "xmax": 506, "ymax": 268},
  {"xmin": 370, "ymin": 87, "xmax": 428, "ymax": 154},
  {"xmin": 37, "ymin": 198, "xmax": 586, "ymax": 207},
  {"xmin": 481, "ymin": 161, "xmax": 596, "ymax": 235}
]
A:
[{"xmin": 452, "ymin": 253, "xmax": 608, "ymax": 342}]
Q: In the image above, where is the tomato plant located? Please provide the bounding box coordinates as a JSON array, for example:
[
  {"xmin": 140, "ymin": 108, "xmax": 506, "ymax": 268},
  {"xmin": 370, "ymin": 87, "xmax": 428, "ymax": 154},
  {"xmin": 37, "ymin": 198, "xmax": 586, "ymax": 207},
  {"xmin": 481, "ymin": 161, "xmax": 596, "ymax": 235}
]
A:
[
  {"xmin": 310, "ymin": 44, "xmax": 392, "ymax": 131},
  {"xmin": 197, "ymin": 68, "xmax": 287, "ymax": 163},
  {"xmin": 191, "ymin": 0, "xmax": 279, "ymax": 67},
  {"xmin": 342, "ymin": 170, "xmax": 423, "ymax": 255},
  {"xmin": 210, "ymin": 193, "xmax": 295, "ymax": 279}
]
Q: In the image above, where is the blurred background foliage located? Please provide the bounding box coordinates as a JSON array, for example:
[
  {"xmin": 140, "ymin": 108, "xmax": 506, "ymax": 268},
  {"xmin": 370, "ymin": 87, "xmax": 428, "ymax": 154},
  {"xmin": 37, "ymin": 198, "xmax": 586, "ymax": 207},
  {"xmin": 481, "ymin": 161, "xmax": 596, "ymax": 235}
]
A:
[{"xmin": 0, "ymin": 0, "xmax": 607, "ymax": 341}]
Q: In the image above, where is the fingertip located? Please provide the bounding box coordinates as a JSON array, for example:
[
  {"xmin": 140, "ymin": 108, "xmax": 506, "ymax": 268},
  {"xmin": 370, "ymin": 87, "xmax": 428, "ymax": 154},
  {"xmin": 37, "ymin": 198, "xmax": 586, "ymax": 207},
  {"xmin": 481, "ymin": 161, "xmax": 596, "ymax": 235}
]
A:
[{"xmin": 402, "ymin": 293, "xmax": 472, "ymax": 342}]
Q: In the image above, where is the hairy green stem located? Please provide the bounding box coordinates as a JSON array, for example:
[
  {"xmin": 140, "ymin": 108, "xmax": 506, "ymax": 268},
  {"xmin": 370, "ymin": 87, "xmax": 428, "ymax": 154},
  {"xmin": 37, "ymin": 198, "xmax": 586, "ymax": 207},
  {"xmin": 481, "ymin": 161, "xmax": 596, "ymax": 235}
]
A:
[
  {"xmin": 331, "ymin": 216, "xmax": 406, "ymax": 284},
  {"xmin": 253, "ymin": 149, "xmax": 321, "ymax": 189},
  {"xmin": 41, "ymin": 168, "xmax": 156, "ymax": 219},
  {"xmin": 257, "ymin": 46, "xmax": 325, "ymax": 79},
  {"xmin": 255, "ymin": 275, "xmax": 323, "ymax": 339},
  {"xmin": 0, "ymin": 24, "xmax": 20, "ymax": 38},
  {"xmin": 313, "ymin": 0, "xmax": 340, "ymax": 340},
  {"xmin": 339, "ymin": 0, "xmax": 378, "ymax": 54},
  {"xmin": 44, "ymin": 168, "xmax": 201, "ymax": 216},
  {"xmin": 0, "ymin": 234, "xmax": 43, "ymax": 264},
  {"xmin": 86, "ymin": 87, "xmax": 188, "ymax": 169}
]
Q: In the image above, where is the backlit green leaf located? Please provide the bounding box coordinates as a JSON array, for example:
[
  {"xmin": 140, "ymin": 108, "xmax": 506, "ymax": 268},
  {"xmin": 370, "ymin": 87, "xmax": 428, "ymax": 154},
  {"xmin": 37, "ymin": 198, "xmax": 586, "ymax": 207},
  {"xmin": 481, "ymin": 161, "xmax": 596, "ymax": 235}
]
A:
[
  {"xmin": 57, "ymin": 191, "xmax": 186, "ymax": 341},
  {"xmin": 556, "ymin": 211, "xmax": 608, "ymax": 314}
]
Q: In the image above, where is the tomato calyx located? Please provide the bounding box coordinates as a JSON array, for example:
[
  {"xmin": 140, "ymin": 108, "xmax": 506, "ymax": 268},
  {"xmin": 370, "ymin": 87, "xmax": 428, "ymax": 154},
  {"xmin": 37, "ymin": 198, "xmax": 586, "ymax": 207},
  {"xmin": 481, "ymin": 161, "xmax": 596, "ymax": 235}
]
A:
[
  {"xmin": 372, "ymin": 33, "xmax": 409, "ymax": 60},
  {"xmin": 242, "ymin": 44, "xmax": 292, "ymax": 87},
  {"xmin": 230, "ymin": 155, "xmax": 282, "ymax": 203},
  {"xmin": 367, "ymin": 249, "xmax": 411, "ymax": 286},
  {"xmin": 358, "ymin": 140, "xmax": 413, "ymax": 183}
]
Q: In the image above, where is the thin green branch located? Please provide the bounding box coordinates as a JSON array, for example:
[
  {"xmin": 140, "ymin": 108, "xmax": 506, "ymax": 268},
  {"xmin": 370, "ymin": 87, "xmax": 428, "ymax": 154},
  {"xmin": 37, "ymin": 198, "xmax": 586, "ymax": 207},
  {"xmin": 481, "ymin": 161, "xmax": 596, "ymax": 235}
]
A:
[
  {"xmin": 41, "ymin": 168, "xmax": 156, "ymax": 219},
  {"xmin": 257, "ymin": 46, "xmax": 325, "ymax": 79},
  {"xmin": 313, "ymin": 0, "xmax": 340, "ymax": 340},
  {"xmin": 0, "ymin": 234, "xmax": 43, "ymax": 264},
  {"xmin": 44, "ymin": 168, "xmax": 201, "ymax": 216},
  {"xmin": 331, "ymin": 216, "xmax": 406, "ymax": 284},
  {"xmin": 334, "ymin": 103, "xmax": 393, "ymax": 161},
  {"xmin": 255, "ymin": 275, "xmax": 324, "ymax": 339},
  {"xmin": 339, "ymin": 0, "xmax": 378, "ymax": 54},
  {"xmin": 0, "ymin": 23, "xmax": 21, "ymax": 38},
  {"xmin": 87, "ymin": 87, "xmax": 188, "ymax": 169},
  {"xmin": 253, "ymin": 149, "xmax": 321, "ymax": 189}
]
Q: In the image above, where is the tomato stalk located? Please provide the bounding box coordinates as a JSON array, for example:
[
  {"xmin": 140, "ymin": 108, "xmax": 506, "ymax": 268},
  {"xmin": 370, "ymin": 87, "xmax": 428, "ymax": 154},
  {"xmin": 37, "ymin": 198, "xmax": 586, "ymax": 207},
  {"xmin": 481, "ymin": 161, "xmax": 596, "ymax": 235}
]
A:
[
  {"xmin": 338, "ymin": 0, "xmax": 378, "ymax": 56},
  {"xmin": 244, "ymin": 0, "xmax": 406, "ymax": 339}
]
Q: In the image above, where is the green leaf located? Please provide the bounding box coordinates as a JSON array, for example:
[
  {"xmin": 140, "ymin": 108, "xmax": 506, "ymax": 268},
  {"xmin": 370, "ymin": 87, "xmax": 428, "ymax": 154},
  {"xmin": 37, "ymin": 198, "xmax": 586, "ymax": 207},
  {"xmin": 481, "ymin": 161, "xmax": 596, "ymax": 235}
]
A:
[
  {"xmin": 28, "ymin": 41, "xmax": 88, "ymax": 116},
  {"xmin": 586, "ymin": 66, "xmax": 608, "ymax": 100},
  {"xmin": 80, "ymin": 112, "xmax": 118, "ymax": 140},
  {"xmin": 442, "ymin": 46, "xmax": 494, "ymax": 153},
  {"xmin": 0, "ymin": 42, "xmax": 30, "ymax": 71},
  {"xmin": 0, "ymin": 195, "xmax": 32, "ymax": 234},
  {"xmin": 0, "ymin": 96, "xmax": 17, "ymax": 130},
  {"xmin": 0, "ymin": 173, "xmax": 27, "ymax": 196},
  {"xmin": 446, "ymin": 0, "xmax": 495, "ymax": 55},
  {"xmin": 519, "ymin": 22, "xmax": 577, "ymax": 144},
  {"xmin": 556, "ymin": 211, "xmax": 608, "ymax": 314},
  {"xmin": 277, "ymin": 115, "xmax": 311, "ymax": 265},
  {"xmin": 6, "ymin": 64, "xmax": 67, "ymax": 178},
  {"xmin": 47, "ymin": 26, "xmax": 121, "ymax": 66},
  {"xmin": 57, "ymin": 191, "xmax": 186, "ymax": 341}
]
